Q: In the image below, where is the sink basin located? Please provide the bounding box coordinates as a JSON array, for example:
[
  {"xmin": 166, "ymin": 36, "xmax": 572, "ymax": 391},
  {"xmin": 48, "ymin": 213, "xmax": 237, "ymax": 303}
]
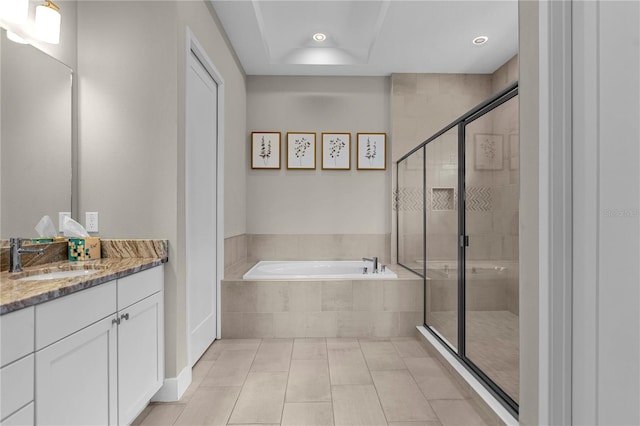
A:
[
  {"xmin": 10, "ymin": 264, "xmax": 108, "ymax": 281},
  {"xmin": 15, "ymin": 269, "xmax": 102, "ymax": 281}
]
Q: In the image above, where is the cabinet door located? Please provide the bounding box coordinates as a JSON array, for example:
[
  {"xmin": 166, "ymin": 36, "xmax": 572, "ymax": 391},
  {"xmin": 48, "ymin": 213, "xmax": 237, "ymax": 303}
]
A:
[
  {"xmin": 35, "ymin": 315, "xmax": 117, "ymax": 426},
  {"xmin": 117, "ymin": 292, "xmax": 164, "ymax": 426}
]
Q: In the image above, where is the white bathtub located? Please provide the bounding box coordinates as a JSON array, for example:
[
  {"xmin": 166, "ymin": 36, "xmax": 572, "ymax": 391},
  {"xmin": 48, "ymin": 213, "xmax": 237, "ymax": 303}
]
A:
[{"xmin": 243, "ymin": 260, "xmax": 398, "ymax": 280}]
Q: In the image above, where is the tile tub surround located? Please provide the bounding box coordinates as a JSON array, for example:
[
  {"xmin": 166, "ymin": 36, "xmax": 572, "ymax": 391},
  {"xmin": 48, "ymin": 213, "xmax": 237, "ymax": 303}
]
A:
[
  {"xmin": 224, "ymin": 234, "xmax": 248, "ymax": 269},
  {"xmin": 222, "ymin": 263, "xmax": 423, "ymax": 338},
  {"xmin": 246, "ymin": 234, "xmax": 391, "ymax": 264}
]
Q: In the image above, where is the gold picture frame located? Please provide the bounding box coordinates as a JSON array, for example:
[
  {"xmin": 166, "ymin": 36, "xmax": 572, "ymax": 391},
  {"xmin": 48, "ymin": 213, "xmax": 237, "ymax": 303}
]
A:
[
  {"xmin": 286, "ymin": 132, "xmax": 316, "ymax": 170},
  {"xmin": 251, "ymin": 132, "xmax": 281, "ymax": 169},
  {"xmin": 321, "ymin": 132, "xmax": 351, "ymax": 170},
  {"xmin": 356, "ymin": 132, "xmax": 387, "ymax": 170}
]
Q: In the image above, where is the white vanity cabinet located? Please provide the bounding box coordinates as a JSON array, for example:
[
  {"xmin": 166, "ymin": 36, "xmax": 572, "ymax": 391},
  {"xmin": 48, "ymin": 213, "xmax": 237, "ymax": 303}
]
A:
[
  {"xmin": 0, "ymin": 306, "xmax": 35, "ymax": 425},
  {"xmin": 27, "ymin": 265, "xmax": 164, "ymax": 426}
]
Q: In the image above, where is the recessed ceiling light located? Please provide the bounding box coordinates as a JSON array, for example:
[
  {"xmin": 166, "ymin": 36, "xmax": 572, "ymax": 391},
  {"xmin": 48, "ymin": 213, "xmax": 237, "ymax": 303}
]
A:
[
  {"xmin": 472, "ymin": 36, "xmax": 488, "ymax": 45},
  {"xmin": 313, "ymin": 33, "xmax": 326, "ymax": 42}
]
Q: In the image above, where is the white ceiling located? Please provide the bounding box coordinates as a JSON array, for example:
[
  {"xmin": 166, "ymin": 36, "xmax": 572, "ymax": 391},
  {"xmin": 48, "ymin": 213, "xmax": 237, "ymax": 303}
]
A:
[{"xmin": 210, "ymin": 0, "xmax": 519, "ymax": 76}]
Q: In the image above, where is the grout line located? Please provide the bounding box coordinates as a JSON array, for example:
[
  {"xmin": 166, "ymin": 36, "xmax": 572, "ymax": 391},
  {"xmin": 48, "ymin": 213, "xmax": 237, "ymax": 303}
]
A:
[
  {"xmin": 225, "ymin": 339, "xmax": 262, "ymax": 425},
  {"xmin": 359, "ymin": 338, "xmax": 390, "ymax": 426},
  {"xmin": 279, "ymin": 338, "xmax": 294, "ymax": 424}
]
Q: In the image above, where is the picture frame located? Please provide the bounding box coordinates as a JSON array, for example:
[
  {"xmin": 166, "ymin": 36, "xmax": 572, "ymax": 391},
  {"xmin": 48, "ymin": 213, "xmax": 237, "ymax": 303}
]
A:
[
  {"xmin": 251, "ymin": 132, "xmax": 281, "ymax": 169},
  {"xmin": 474, "ymin": 133, "xmax": 504, "ymax": 170},
  {"xmin": 356, "ymin": 133, "xmax": 386, "ymax": 170},
  {"xmin": 509, "ymin": 133, "xmax": 519, "ymax": 170},
  {"xmin": 321, "ymin": 132, "xmax": 351, "ymax": 170},
  {"xmin": 286, "ymin": 132, "xmax": 316, "ymax": 170}
]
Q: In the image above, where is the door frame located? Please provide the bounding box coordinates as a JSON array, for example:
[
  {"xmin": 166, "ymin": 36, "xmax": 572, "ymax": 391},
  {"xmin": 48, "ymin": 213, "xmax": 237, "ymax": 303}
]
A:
[{"xmin": 185, "ymin": 28, "xmax": 225, "ymax": 366}]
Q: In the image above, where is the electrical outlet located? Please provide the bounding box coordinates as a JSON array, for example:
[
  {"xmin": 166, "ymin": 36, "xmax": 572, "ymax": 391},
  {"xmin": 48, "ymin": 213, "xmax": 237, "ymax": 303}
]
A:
[
  {"xmin": 85, "ymin": 212, "xmax": 99, "ymax": 233},
  {"xmin": 58, "ymin": 212, "xmax": 71, "ymax": 232}
]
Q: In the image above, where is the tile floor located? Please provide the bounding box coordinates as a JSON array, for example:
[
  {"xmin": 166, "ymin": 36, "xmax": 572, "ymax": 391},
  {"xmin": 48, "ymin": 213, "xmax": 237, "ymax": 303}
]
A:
[
  {"xmin": 429, "ymin": 310, "xmax": 519, "ymax": 402},
  {"xmin": 133, "ymin": 337, "xmax": 491, "ymax": 426}
]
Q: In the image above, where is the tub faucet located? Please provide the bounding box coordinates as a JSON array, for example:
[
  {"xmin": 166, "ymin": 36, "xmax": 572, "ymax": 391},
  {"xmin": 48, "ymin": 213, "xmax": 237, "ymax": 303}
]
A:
[
  {"xmin": 9, "ymin": 238, "xmax": 45, "ymax": 273},
  {"xmin": 362, "ymin": 256, "xmax": 378, "ymax": 273}
]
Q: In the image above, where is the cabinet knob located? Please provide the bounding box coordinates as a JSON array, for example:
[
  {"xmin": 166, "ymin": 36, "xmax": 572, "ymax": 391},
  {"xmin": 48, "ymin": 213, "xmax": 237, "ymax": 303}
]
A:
[
  {"xmin": 121, "ymin": 313, "xmax": 130, "ymax": 321},
  {"xmin": 112, "ymin": 317, "xmax": 120, "ymax": 325}
]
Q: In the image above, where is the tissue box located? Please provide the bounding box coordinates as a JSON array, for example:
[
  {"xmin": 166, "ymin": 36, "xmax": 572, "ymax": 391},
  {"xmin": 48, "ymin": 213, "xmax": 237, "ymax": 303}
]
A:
[{"xmin": 68, "ymin": 237, "xmax": 101, "ymax": 261}]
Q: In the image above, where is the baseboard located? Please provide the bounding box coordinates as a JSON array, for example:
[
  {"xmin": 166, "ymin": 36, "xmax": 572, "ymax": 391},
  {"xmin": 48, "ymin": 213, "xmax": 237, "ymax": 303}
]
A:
[
  {"xmin": 151, "ymin": 365, "xmax": 192, "ymax": 402},
  {"xmin": 417, "ymin": 326, "xmax": 518, "ymax": 426}
]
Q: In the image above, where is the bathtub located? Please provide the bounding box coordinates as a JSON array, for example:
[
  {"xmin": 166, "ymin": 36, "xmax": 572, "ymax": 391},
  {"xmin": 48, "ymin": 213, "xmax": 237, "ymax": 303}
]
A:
[{"xmin": 243, "ymin": 260, "xmax": 398, "ymax": 280}]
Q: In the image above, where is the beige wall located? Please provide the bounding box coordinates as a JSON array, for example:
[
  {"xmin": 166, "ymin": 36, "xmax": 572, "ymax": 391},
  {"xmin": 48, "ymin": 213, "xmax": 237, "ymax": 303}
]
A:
[
  {"xmin": 246, "ymin": 76, "xmax": 390, "ymax": 235},
  {"xmin": 77, "ymin": 0, "xmax": 246, "ymax": 379}
]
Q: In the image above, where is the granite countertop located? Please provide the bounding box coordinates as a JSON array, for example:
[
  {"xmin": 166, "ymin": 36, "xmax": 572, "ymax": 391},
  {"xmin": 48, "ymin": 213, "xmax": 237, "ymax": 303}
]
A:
[{"xmin": 0, "ymin": 239, "xmax": 168, "ymax": 315}]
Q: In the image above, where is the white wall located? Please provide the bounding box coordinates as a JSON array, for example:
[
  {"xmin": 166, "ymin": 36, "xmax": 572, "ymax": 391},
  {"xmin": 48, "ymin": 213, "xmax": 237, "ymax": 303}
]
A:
[
  {"xmin": 246, "ymin": 76, "xmax": 390, "ymax": 234},
  {"xmin": 77, "ymin": 0, "xmax": 246, "ymax": 380},
  {"xmin": 572, "ymin": 1, "xmax": 640, "ymax": 424}
]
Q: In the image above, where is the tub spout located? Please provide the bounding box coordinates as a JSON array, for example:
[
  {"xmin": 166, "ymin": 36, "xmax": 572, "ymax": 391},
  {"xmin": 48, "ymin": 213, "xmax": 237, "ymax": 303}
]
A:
[{"xmin": 362, "ymin": 257, "xmax": 378, "ymax": 273}]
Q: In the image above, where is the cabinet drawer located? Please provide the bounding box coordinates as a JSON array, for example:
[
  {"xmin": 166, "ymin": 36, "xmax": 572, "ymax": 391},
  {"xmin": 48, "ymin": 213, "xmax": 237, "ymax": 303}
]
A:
[
  {"xmin": 0, "ymin": 354, "xmax": 33, "ymax": 421},
  {"xmin": 0, "ymin": 307, "xmax": 34, "ymax": 368},
  {"xmin": 1, "ymin": 401, "xmax": 33, "ymax": 426},
  {"xmin": 118, "ymin": 266, "xmax": 163, "ymax": 310},
  {"xmin": 36, "ymin": 281, "xmax": 116, "ymax": 350}
]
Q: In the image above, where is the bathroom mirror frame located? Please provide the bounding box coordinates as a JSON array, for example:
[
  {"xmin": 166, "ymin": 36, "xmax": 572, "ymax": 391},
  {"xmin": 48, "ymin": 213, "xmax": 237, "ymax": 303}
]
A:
[{"xmin": 0, "ymin": 28, "xmax": 74, "ymax": 240}]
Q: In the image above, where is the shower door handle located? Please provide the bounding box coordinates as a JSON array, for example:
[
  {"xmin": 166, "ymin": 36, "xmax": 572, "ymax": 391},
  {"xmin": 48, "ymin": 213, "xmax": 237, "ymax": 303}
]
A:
[{"xmin": 460, "ymin": 235, "xmax": 470, "ymax": 247}]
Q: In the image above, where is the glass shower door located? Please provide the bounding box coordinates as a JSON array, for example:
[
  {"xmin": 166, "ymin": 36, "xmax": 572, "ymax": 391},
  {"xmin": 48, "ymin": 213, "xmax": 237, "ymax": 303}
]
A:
[
  {"xmin": 424, "ymin": 128, "xmax": 459, "ymax": 350},
  {"xmin": 463, "ymin": 95, "xmax": 519, "ymax": 404}
]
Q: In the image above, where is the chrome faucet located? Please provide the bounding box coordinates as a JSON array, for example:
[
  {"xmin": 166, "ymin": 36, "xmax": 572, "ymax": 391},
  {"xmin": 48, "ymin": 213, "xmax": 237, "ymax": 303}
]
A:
[
  {"xmin": 9, "ymin": 238, "xmax": 45, "ymax": 273},
  {"xmin": 362, "ymin": 256, "xmax": 379, "ymax": 273}
]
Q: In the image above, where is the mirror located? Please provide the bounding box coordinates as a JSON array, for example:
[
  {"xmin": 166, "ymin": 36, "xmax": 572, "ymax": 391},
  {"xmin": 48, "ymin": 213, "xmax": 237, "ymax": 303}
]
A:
[{"xmin": 1, "ymin": 28, "xmax": 73, "ymax": 239}]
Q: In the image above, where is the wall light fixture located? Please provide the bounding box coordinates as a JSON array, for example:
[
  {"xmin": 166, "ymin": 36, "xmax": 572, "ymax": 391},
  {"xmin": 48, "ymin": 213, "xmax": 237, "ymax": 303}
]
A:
[{"xmin": 35, "ymin": 0, "xmax": 61, "ymax": 44}]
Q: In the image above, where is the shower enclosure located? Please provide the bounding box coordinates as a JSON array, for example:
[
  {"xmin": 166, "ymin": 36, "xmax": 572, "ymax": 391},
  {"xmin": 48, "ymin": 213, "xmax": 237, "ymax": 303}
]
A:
[{"xmin": 397, "ymin": 83, "xmax": 519, "ymax": 414}]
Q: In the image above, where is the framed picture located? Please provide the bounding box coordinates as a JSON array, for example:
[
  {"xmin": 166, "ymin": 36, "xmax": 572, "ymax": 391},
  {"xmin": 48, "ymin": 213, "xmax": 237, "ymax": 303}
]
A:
[
  {"xmin": 509, "ymin": 133, "xmax": 519, "ymax": 170},
  {"xmin": 286, "ymin": 132, "xmax": 316, "ymax": 169},
  {"xmin": 357, "ymin": 133, "xmax": 386, "ymax": 170},
  {"xmin": 251, "ymin": 132, "xmax": 281, "ymax": 169},
  {"xmin": 321, "ymin": 132, "xmax": 351, "ymax": 170},
  {"xmin": 474, "ymin": 133, "xmax": 504, "ymax": 170}
]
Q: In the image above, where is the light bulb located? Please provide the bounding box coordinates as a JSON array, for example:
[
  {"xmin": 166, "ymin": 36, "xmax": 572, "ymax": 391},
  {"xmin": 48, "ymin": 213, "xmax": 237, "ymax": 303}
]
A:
[
  {"xmin": 35, "ymin": 1, "xmax": 61, "ymax": 44},
  {"xmin": 0, "ymin": 0, "xmax": 29, "ymax": 24}
]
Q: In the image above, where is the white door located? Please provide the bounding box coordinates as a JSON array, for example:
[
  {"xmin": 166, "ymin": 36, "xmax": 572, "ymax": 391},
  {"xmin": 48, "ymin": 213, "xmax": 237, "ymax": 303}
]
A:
[{"xmin": 186, "ymin": 49, "xmax": 218, "ymax": 366}]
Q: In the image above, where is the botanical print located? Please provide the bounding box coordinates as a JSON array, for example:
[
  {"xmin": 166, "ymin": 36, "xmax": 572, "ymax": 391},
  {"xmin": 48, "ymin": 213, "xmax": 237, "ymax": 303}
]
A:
[
  {"xmin": 474, "ymin": 133, "xmax": 503, "ymax": 170},
  {"xmin": 294, "ymin": 137, "xmax": 311, "ymax": 164},
  {"xmin": 329, "ymin": 137, "xmax": 346, "ymax": 165},
  {"xmin": 287, "ymin": 132, "xmax": 316, "ymax": 169},
  {"xmin": 357, "ymin": 133, "xmax": 386, "ymax": 170},
  {"xmin": 322, "ymin": 133, "xmax": 351, "ymax": 169},
  {"xmin": 259, "ymin": 136, "xmax": 272, "ymax": 165},
  {"xmin": 251, "ymin": 132, "xmax": 281, "ymax": 169},
  {"xmin": 365, "ymin": 138, "xmax": 377, "ymax": 165}
]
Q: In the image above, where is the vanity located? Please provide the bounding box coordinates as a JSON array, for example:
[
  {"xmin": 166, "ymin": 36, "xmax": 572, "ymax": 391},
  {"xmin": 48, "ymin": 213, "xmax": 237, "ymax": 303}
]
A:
[{"xmin": 0, "ymin": 241, "xmax": 167, "ymax": 426}]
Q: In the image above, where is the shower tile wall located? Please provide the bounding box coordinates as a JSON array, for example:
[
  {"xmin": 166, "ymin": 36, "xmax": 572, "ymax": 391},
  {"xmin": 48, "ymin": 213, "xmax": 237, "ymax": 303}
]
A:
[{"xmin": 390, "ymin": 56, "xmax": 519, "ymax": 270}]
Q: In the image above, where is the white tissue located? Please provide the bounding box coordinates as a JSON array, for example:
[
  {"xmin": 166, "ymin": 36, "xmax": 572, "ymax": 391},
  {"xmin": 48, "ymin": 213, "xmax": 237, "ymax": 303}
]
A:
[
  {"xmin": 62, "ymin": 216, "xmax": 90, "ymax": 238},
  {"xmin": 35, "ymin": 215, "xmax": 58, "ymax": 237}
]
